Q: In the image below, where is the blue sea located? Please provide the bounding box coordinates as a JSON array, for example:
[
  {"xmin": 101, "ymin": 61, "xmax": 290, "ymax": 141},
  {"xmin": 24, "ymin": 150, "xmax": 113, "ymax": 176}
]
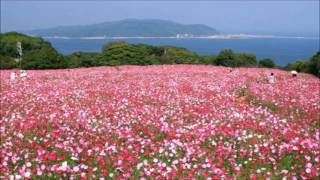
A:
[{"xmin": 47, "ymin": 38, "xmax": 319, "ymax": 66}]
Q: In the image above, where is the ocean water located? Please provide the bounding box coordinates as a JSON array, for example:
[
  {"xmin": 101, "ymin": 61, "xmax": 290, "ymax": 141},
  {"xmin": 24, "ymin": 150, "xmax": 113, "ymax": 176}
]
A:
[{"xmin": 47, "ymin": 38, "xmax": 319, "ymax": 66}]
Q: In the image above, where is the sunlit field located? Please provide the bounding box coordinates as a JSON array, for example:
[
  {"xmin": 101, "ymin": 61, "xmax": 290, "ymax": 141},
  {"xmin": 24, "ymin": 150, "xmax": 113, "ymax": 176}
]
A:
[{"xmin": 1, "ymin": 65, "xmax": 319, "ymax": 179}]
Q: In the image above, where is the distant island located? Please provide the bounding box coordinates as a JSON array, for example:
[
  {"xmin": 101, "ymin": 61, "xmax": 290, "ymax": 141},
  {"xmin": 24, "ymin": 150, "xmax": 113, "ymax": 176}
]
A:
[
  {"xmin": 26, "ymin": 19, "xmax": 219, "ymax": 38},
  {"xmin": 25, "ymin": 19, "xmax": 317, "ymax": 40}
]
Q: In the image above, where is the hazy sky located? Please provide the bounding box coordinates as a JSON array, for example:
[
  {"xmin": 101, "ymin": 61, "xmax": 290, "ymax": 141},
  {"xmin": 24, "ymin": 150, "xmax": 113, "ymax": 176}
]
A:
[{"xmin": 1, "ymin": 0, "xmax": 319, "ymax": 36}]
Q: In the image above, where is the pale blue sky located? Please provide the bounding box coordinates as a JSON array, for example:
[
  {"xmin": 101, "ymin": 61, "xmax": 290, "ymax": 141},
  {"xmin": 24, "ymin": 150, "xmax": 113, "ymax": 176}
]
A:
[{"xmin": 1, "ymin": 1, "xmax": 319, "ymax": 36}]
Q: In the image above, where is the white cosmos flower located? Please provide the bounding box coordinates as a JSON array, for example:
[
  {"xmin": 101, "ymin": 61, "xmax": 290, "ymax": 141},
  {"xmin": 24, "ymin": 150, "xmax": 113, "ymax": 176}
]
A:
[
  {"xmin": 9, "ymin": 175, "xmax": 14, "ymax": 180},
  {"xmin": 37, "ymin": 170, "xmax": 42, "ymax": 176},
  {"xmin": 17, "ymin": 133, "xmax": 24, "ymax": 139},
  {"xmin": 61, "ymin": 161, "xmax": 68, "ymax": 171},
  {"xmin": 137, "ymin": 163, "xmax": 143, "ymax": 170},
  {"xmin": 305, "ymin": 168, "xmax": 311, "ymax": 173},
  {"xmin": 24, "ymin": 171, "xmax": 31, "ymax": 178}
]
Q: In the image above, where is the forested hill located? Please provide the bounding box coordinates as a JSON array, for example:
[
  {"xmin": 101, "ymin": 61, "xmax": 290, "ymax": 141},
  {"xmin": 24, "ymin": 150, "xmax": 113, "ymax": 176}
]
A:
[
  {"xmin": 26, "ymin": 19, "xmax": 219, "ymax": 37},
  {"xmin": 0, "ymin": 32, "xmax": 65, "ymax": 69}
]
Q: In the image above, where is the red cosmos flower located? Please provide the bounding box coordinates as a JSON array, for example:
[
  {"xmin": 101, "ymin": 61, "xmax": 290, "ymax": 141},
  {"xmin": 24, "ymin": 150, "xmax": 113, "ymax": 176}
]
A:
[
  {"xmin": 99, "ymin": 160, "xmax": 106, "ymax": 167},
  {"xmin": 127, "ymin": 156, "xmax": 135, "ymax": 163},
  {"xmin": 102, "ymin": 169, "xmax": 108, "ymax": 176},
  {"xmin": 250, "ymin": 174, "xmax": 257, "ymax": 180},
  {"xmin": 47, "ymin": 152, "xmax": 57, "ymax": 161}
]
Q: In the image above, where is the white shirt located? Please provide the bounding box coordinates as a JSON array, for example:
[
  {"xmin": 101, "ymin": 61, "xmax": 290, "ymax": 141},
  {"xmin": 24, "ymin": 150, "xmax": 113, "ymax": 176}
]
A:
[
  {"xmin": 10, "ymin": 72, "xmax": 17, "ymax": 80},
  {"xmin": 268, "ymin": 75, "xmax": 275, "ymax": 83},
  {"xmin": 20, "ymin": 71, "xmax": 28, "ymax": 78}
]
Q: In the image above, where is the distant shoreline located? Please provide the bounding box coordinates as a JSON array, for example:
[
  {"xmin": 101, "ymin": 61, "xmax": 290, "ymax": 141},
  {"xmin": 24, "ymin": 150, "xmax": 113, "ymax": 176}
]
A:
[{"xmin": 40, "ymin": 34, "xmax": 319, "ymax": 40}]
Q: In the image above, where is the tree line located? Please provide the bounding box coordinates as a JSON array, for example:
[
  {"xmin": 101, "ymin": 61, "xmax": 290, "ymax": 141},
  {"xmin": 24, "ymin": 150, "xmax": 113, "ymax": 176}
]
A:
[{"xmin": 1, "ymin": 32, "xmax": 319, "ymax": 76}]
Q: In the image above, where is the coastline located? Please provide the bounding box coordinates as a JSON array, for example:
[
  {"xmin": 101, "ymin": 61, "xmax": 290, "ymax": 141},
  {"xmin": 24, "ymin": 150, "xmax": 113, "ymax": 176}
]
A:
[{"xmin": 41, "ymin": 34, "xmax": 319, "ymax": 40}]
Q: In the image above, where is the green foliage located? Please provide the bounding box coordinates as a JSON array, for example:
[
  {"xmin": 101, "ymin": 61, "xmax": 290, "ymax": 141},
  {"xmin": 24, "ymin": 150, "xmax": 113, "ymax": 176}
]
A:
[
  {"xmin": 0, "ymin": 32, "xmax": 43, "ymax": 57},
  {"xmin": 65, "ymin": 52, "xmax": 99, "ymax": 68},
  {"xmin": 99, "ymin": 42, "xmax": 200, "ymax": 65},
  {"xmin": 216, "ymin": 49, "xmax": 238, "ymax": 67},
  {"xmin": 285, "ymin": 60, "xmax": 308, "ymax": 72},
  {"xmin": 216, "ymin": 49, "xmax": 257, "ymax": 67},
  {"xmin": 163, "ymin": 46, "xmax": 200, "ymax": 64},
  {"xmin": 99, "ymin": 42, "xmax": 153, "ymax": 65},
  {"xmin": 285, "ymin": 52, "xmax": 320, "ymax": 76},
  {"xmin": 258, "ymin": 58, "xmax": 276, "ymax": 68},
  {"xmin": 0, "ymin": 32, "xmax": 66, "ymax": 69},
  {"xmin": 0, "ymin": 55, "xmax": 17, "ymax": 69},
  {"xmin": 22, "ymin": 44, "xmax": 67, "ymax": 69},
  {"xmin": 143, "ymin": 55, "xmax": 161, "ymax": 65},
  {"xmin": 308, "ymin": 52, "xmax": 320, "ymax": 76},
  {"xmin": 237, "ymin": 53, "xmax": 257, "ymax": 67},
  {"xmin": 198, "ymin": 55, "xmax": 217, "ymax": 65}
]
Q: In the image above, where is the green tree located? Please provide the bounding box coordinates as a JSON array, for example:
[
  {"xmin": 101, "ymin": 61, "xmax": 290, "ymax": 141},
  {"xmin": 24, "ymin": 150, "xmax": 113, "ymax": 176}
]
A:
[
  {"xmin": 143, "ymin": 55, "xmax": 161, "ymax": 65},
  {"xmin": 0, "ymin": 55, "xmax": 17, "ymax": 69},
  {"xmin": 197, "ymin": 55, "xmax": 216, "ymax": 65},
  {"xmin": 237, "ymin": 53, "xmax": 257, "ymax": 67},
  {"xmin": 22, "ymin": 45, "xmax": 67, "ymax": 69},
  {"xmin": 308, "ymin": 52, "xmax": 320, "ymax": 76},
  {"xmin": 286, "ymin": 60, "xmax": 307, "ymax": 72},
  {"xmin": 258, "ymin": 58, "xmax": 276, "ymax": 68},
  {"xmin": 216, "ymin": 49, "xmax": 238, "ymax": 67},
  {"xmin": 164, "ymin": 47, "xmax": 200, "ymax": 64},
  {"xmin": 65, "ymin": 52, "xmax": 99, "ymax": 68},
  {"xmin": 99, "ymin": 42, "xmax": 151, "ymax": 65}
]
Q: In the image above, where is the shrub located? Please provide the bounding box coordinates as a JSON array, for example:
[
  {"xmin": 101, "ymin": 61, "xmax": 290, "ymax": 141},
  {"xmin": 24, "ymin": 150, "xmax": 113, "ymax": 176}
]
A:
[
  {"xmin": 238, "ymin": 53, "xmax": 257, "ymax": 67},
  {"xmin": 216, "ymin": 49, "xmax": 238, "ymax": 67},
  {"xmin": 65, "ymin": 52, "xmax": 99, "ymax": 68},
  {"xmin": 198, "ymin": 55, "xmax": 217, "ymax": 65},
  {"xmin": 0, "ymin": 55, "xmax": 17, "ymax": 69},
  {"xmin": 259, "ymin": 58, "xmax": 276, "ymax": 68},
  {"xmin": 163, "ymin": 46, "xmax": 200, "ymax": 64}
]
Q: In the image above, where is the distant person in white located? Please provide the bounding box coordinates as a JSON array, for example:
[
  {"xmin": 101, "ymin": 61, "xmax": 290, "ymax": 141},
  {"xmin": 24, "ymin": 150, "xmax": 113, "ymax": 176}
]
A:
[
  {"xmin": 10, "ymin": 70, "xmax": 28, "ymax": 81},
  {"xmin": 19, "ymin": 70, "xmax": 28, "ymax": 78},
  {"xmin": 10, "ymin": 72, "xmax": 17, "ymax": 80},
  {"xmin": 267, "ymin": 72, "xmax": 275, "ymax": 84},
  {"xmin": 291, "ymin": 70, "xmax": 298, "ymax": 77}
]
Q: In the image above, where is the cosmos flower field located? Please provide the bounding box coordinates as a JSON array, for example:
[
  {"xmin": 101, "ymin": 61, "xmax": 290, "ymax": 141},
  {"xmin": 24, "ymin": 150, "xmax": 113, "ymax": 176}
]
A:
[{"xmin": 1, "ymin": 65, "xmax": 319, "ymax": 179}]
